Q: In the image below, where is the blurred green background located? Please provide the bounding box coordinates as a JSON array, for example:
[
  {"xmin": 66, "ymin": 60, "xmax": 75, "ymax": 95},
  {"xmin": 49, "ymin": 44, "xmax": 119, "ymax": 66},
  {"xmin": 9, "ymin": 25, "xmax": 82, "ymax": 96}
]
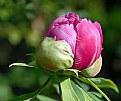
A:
[{"xmin": 0, "ymin": 0, "xmax": 121, "ymax": 100}]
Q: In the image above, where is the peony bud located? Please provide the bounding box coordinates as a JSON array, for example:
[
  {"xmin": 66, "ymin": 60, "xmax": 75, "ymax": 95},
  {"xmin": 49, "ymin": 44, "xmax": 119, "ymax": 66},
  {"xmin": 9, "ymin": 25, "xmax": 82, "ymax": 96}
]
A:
[{"xmin": 36, "ymin": 12, "xmax": 103, "ymax": 74}]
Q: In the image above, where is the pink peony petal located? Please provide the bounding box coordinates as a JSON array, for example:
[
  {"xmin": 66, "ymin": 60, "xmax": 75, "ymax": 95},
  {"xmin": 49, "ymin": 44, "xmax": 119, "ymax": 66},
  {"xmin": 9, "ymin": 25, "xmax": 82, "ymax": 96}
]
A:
[
  {"xmin": 73, "ymin": 19, "xmax": 101, "ymax": 70},
  {"xmin": 48, "ymin": 15, "xmax": 68, "ymax": 32},
  {"xmin": 48, "ymin": 12, "xmax": 80, "ymax": 32},
  {"xmin": 46, "ymin": 24, "xmax": 76, "ymax": 54},
  {"xmin": 93, "ymin": 22, "xmax": 103, "ymax": 61},
  {"xmin": 94, "ymin": 22, "xmax": 103, "ymax": 44}
]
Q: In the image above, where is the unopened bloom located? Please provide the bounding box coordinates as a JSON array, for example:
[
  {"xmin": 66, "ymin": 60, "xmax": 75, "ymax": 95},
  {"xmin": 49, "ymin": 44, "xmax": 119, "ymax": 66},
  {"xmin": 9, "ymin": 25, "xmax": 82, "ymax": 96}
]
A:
[{"xmin": 36, "ymin": 12, "xmax": 103, "ymax": 76}]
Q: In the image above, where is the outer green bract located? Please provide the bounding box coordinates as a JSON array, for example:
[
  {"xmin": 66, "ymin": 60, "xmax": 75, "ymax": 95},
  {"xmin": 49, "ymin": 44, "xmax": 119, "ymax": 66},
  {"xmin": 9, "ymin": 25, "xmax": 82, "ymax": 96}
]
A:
[
  {"xmin": 81, "ymin": 56, "xmax": 102, "ymax": 77},
  {"xmin": 35, "ymin": 37, "xmax": 74, "ymax": 71}
]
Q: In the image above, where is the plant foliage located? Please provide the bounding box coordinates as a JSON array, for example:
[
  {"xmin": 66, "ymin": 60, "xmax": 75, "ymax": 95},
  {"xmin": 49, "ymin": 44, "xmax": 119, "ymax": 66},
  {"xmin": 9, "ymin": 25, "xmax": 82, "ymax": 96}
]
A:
[{"xmin": 8, "ymin": 59, "xmax": 119, "ymax": 101}]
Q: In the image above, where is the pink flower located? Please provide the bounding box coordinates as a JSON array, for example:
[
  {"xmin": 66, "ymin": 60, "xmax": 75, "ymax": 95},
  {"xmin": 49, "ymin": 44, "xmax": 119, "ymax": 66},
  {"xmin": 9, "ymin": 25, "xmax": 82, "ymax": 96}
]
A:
[{"xmin": 45, "ymin": 12, "xmax": 103, "ymax": 70}]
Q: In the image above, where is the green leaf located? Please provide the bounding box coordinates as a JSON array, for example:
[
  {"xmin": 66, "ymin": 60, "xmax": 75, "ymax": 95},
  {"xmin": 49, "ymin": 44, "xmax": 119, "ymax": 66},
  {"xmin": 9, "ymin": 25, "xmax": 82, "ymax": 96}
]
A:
[
  {"xmin": 9, "ymin": 62, "xmax": 56, "ymax": 76},
  {"xmin": 89, "ymin": 78, "xmax": 119, "ymax": 93},
  {"xmin": 36, "ymin": 95, "xmax": 58, "ymax": 101},
  {"xmin": 71, "ymin": 80, "xmax": 85, "ymax": 101},
  {"xmin": 57, "ymin": 69, "xmax": 79, "ymax": 77},
  {"xmin": 88, "ymin": 91, "xmax": 103, "ymax": 98},
  {"xmin": 28, "ymin": 61, "xmax": 37, "ymax": 67},
  {"xmin": 71, "ymin": 80, "xmax": 91, "ymax": 101},
  {"xmin": 72, "ymin": 77, "xmax": 90, "ymax": 91},
  {"xmin": 9, "ymin": 63, "xmax": 34, "ymax": 68},
  {"xmin": 87, "ymin": 78, "xmax": 111, "ymax": 101},
  {"xmin": 74, "ymin": 75, "xmax": 111, "ymax": 101},
  {"xmin": 88, "ymin": 92, "xmax": 103, "ymax": 101},
  {"xmin": 59, "ymin": 76, "xmax": 80, "ymax": 101},
  {"xmin": 26, "ymin": 53, "xmax": 35, "ymax": 60},
  {"xmin": 7, "ymin": 77, "xmax": 50, "ymax": 101},
  {"xmin": 79, "ymin": 88, "xmax": 91, "ymax": 101}
]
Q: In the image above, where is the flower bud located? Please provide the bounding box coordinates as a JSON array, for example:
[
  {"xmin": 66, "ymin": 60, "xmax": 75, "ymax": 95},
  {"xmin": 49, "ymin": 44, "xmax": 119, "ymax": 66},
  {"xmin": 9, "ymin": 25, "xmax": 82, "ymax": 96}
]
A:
[
  {"xmin": 36, "ymin": 12, "xmax": 103, "ymax": 74},
  {"xmin": 81, "ymin": 56, "xmax": 102, "ymax": 77},
  {"xmin": 35, "ymin": 37, "xmax": 74, "ymax": 71}
]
